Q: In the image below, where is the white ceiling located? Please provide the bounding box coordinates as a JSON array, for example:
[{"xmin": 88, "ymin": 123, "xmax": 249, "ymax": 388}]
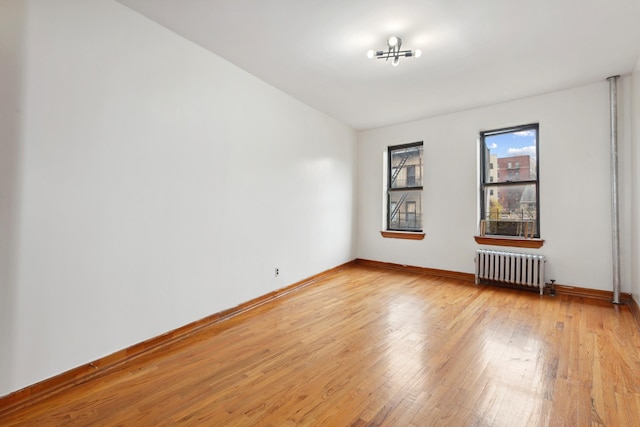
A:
[{"xmin": 117, "ymin": 0, "xmax": 640, "ymax": 130}]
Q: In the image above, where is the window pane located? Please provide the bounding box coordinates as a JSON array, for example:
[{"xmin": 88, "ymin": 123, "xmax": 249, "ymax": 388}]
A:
[
  {"xmin": 390, "ymin": 146, "xmax": 422, "ymax": 188},
  {"xmin": 483, "ymin": 184, "xmax": 537, "ymax": 236},
  {"xmin": 389, "ymin": 190, "xmax": 422, "ymax": 231},
  {"xmin": 484, "ymin": 129, "xmax": 536, "ymax": 183}
]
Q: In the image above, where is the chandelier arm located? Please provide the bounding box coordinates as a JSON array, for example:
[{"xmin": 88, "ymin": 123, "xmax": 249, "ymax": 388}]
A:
[{"xmin": 375, "ymin": 49, "xmax": 415, "ymax": 60}]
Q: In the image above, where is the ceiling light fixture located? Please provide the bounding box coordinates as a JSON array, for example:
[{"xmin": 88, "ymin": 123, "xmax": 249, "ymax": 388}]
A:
[{"xmin": 367, "ymin": 36, "xmax": 421, "ymax": 67}]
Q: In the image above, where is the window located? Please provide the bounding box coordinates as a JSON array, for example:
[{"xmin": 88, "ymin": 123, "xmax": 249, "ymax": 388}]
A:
[
  {"xmin": 480, "ymin": 124, "xmax": 539, "ymax": 238},
  {"xmin": 406, "ymin": 165, "xmax": 416, "ymax": 186},
  {"xmin": 387, "ymin": 142, "xmax": 423, "ymax": 232},
  {"xmin": 406, "ymin": 201, "xmax": 417, "ymax": 227}
]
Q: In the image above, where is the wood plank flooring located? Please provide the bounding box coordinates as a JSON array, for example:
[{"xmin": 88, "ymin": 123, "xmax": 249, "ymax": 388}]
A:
[{"xmin": 2, "ymin": 264, "xmax": 640, "ymax": 426}]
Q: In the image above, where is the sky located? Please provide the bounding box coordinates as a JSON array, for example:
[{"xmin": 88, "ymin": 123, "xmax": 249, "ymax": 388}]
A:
[{"xmin": 485, "ymin": 129, "xmax": 537, "ymax": 160}]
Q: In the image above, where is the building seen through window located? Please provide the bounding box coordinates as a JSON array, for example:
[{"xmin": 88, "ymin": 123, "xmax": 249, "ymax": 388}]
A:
[
  {"xmin": 480, "ymin": 124, "xmax": 539, "ymax": 237},
  {"xmin": 388, "ymin": 142, "xmax": 423, "ymax": 232}
]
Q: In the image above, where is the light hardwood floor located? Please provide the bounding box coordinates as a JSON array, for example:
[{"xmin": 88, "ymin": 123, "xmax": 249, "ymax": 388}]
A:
[{"xmin": 2, "ymin": 265, "xmax": 640, "ymax": 426}]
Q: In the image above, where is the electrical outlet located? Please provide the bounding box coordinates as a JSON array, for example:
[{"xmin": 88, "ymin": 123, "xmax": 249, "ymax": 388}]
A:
[{"xmin": 275, "ymin": 267, "xmax": 279, "ymax": 277}]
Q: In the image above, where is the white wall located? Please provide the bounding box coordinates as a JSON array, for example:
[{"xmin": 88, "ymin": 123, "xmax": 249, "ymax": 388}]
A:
[
  {"xmin": 631, "ymin": 58, "xmax": 640, "ymax": 303},
  {"xmin": 357, "ymin": 81, "xmax": 632, "ymax": 293},
  {"xmin": 0, "ymin": 0, "xmax": 26, "ymax": 396},
  {"xmin": 1, "ymin": 0, "xmax": 356, "ymax": 396}
]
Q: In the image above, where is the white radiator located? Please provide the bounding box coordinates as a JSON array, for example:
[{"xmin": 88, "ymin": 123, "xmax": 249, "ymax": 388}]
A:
[{"xmin": 475, "ymin": 250, "xmax": 546, "ymax": 295}]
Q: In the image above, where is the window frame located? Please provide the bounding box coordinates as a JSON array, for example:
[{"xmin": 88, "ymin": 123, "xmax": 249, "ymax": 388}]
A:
[
  {"xmin": 387, "ymin": 141, "xmax": 424, "ymax": 233},
  {"xmin": 479, "ymin": 123, "xmax": 540, "ymax": 239}
]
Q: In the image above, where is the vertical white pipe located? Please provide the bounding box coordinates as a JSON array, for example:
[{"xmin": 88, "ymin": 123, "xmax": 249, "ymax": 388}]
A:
[{"xmin": 608, "ymin": 75, "xmax": 622, "ymax": 304}]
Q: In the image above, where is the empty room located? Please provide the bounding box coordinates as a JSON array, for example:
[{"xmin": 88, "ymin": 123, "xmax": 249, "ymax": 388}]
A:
[{"xmin": 1, "ymin": 0, "xmax": 640, "ymax": 425}]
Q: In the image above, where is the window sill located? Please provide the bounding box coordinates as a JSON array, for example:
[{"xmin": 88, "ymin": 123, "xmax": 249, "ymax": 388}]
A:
[
  {"xmin": 381, "ymin": 231, "xmax": 425, "ymax": 240},
  {"xmin": 474, "ymin": 235, "xmax": 544, "ymax": 248}
]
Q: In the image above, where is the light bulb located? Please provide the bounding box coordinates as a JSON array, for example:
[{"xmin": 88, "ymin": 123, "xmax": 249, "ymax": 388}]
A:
[
  {"xmin": 367, "ymin": 49, "xmax": 375, "ymax": 59},
  {"xmin": 414, "ymin": 49, "xmax": 422, "ymax": 58},
  {"xmin": 392, "ymin": 57, "xmax": 399, "ymax": 67},
  {"xmin": 388, "ymin": 36, "xmax": 399, "ymax": 47}
]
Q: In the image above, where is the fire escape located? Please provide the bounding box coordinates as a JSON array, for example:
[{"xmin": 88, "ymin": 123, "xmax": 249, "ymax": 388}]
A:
[{"xmin": 389, "ymin": 153, "xmax": 410, "ymax": 224}]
